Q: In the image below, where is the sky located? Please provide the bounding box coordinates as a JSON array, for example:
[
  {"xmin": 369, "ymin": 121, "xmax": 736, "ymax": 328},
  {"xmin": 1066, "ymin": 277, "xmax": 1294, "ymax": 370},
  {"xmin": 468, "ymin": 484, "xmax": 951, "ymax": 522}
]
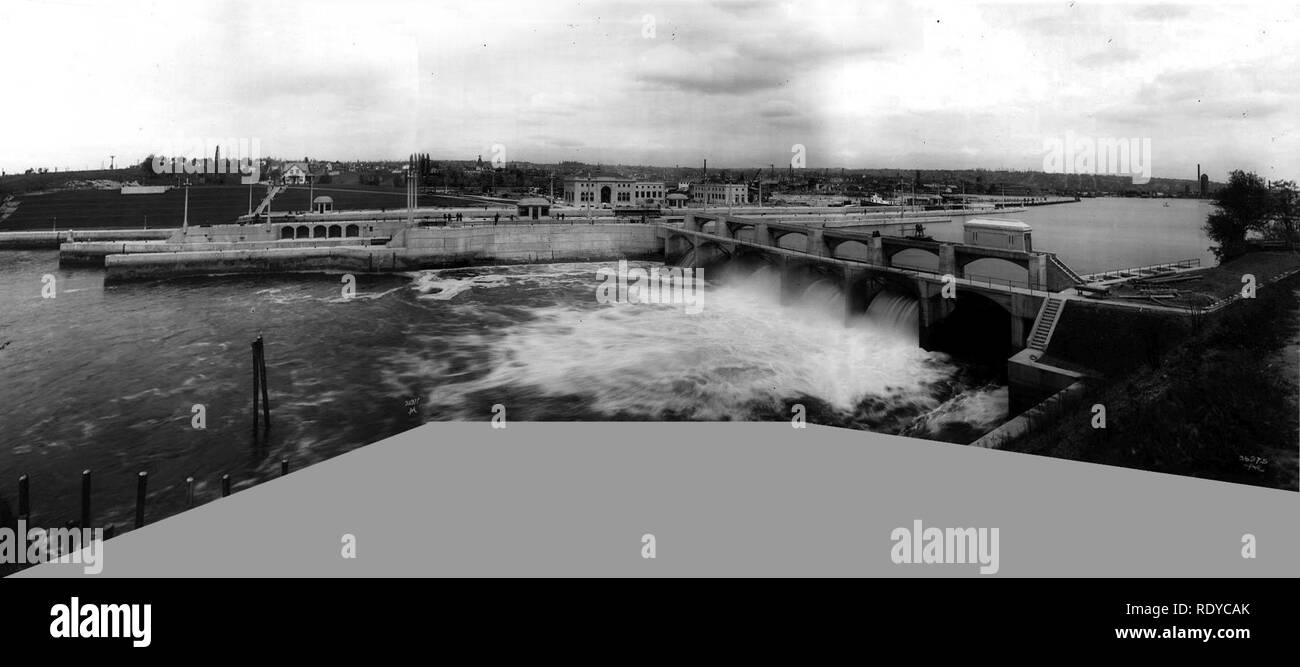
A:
[{"xmin": 1, "ymin": 0, "xmax": 1297, "ymax": 181}]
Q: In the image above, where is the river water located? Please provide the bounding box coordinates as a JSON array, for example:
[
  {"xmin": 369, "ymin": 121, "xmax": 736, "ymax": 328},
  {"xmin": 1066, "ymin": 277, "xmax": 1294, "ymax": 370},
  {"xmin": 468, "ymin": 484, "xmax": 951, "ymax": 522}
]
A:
[
  {"xmin": 869, "ymin": 196, "xmax": 1216, "ymax": 275},
  {"xmin": 0, "ymin": 197, "xmax": 1212, "ymax": 529}
]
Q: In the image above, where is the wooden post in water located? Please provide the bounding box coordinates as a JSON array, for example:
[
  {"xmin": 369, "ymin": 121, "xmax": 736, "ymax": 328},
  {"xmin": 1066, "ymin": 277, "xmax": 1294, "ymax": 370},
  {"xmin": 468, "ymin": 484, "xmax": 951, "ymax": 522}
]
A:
[
  {"xmin": 221, "ymin": 474, "xmax": 231, "ymax": 497},
  {"xmin": 186, "ymin": 476, "xmax": 195, "ymax": 508},
  {"xmin": 280, "ymin": 459, "xmax": 289, "ymax": 476},
  {"xmin": 252, "ymin": 339, "xmax": 262, "ymax": 432},
  {"xmin": 18, "ymin": 474, "xmax": 29, "ymax": 519},
  {"xmin": 79, "ymin": 469, "xmax": 91, "ymax": 527},
  {"xmin": 258, "ymin": 337, "xmax": 270, "ymax": 427},
  {"xmin": 252, "ymin": 336, "xmax": 270, "ymax": 431},
  {"xmin": 134, "ymin": 471, "xmax": 148, "ymax": 529}
]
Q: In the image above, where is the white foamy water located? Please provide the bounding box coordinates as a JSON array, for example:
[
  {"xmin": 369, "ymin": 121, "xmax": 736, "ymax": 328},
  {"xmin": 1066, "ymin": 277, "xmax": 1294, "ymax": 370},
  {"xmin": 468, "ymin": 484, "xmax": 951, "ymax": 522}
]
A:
[
  {"xmin": 396, "ymin": 262, "xmax": 972, "ymax": 427},
  {"xmin": 412, "ymin": 272, "xmax": 509, "ymax": 300}
]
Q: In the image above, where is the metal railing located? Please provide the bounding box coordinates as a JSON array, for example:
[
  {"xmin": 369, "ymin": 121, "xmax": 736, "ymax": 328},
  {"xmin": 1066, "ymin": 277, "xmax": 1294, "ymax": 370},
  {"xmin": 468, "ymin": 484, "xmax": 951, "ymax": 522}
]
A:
[{"xmin": 1079, "ymin": 258, "xmax": 1200, "ymax": 282}]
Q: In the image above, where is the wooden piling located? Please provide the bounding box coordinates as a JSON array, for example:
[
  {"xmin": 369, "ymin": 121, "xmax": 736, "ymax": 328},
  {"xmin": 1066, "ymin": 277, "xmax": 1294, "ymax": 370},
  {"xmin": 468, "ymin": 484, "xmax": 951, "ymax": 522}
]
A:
[
  {"xmin": 134, "ymin": 471, "xmax": 148, "ymax": 529},
  {"xmin": 252, "ymin": 339, "xmax": 262, "ymax": 432},
  {"xmin": 258, "ymin": 337, "xmax": 270, "ymax": 427},
  {"xmin": 79, "ymin": 469, "xmax": 91, "ymax": 527},
  {"xmin": 252, "ymin": 336, "xmax": 271, "ymax": 431},
  {"xmin": 221, "ymin": 474, "xmax": 231, "ymax": 497},
  {"xmin": 186, "ymin": 476, "xmax": 195, "ymax": 508},
  {"xmin": 280, "ymin": 458, "xmax": 289, "ymax": 476},
  {"xmin": 17, "ymin": 474, "xmax": 29, "ymax": 519}
]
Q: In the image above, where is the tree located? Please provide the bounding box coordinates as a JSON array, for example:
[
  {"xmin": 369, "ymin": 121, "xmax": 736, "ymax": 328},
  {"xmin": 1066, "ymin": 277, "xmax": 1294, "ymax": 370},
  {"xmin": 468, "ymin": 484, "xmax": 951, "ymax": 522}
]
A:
[
  {"xmin": 1266, "ymin": 180, "xmax": 1298, "ymax": 247},
  {"xmin": 1204, "ymin": 170, "xmax": 1271, "ymax": 262}
]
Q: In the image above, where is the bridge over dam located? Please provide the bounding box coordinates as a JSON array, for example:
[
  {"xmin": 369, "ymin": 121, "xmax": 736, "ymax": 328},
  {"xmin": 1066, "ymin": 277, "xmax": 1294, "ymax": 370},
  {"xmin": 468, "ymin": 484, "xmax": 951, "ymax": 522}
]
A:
[
  {"xmin": 656, "ymin": 212, "xmax": 1100, "ymax": 416},
  {"xmin": 658, "ymin": 212, "xmax": 1083, "ymax": 347}
]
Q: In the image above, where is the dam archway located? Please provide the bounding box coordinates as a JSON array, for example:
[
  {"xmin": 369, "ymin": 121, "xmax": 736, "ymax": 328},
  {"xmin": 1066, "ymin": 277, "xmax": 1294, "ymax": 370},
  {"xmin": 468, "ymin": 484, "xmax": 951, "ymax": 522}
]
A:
[
  {"xmin": 962, "ymin": 257, "xmax": 1030, "ymax": 288},
  {"xmin": 889, "ymin": 248, "xmax": 941, "ymax": 272},
  {"xmin": 925, "ymin": 291, "xmax": 1017, "ymax": 363}
]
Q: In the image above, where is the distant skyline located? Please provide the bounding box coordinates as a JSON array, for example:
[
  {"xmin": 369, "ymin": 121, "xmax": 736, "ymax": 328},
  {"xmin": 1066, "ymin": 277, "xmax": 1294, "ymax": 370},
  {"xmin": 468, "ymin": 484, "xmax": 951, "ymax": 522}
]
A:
[{"xmin": 2, "ymin": 0, "xmax": 1297, "ymax": 182}]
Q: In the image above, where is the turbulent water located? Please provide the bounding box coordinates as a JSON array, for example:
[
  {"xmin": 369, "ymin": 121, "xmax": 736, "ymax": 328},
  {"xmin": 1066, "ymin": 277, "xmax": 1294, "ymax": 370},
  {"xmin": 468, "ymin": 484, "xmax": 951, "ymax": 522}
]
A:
[{"xmin": 0, "ymin": 251, "xmax": 1005, "ymax": 529}]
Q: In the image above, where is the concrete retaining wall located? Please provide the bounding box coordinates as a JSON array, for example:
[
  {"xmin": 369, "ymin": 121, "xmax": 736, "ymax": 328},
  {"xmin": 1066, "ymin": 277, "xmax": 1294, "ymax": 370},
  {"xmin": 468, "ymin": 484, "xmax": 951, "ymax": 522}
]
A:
[
  {"xmin": 104, "ymin": 224, "xmax": 662, "ymax": 282},
  {"xmin": 0, "ymin": 228, "xmax": 175, "ymax": 249},
  {"xmin": 60, "ymin": 237, "xmax": 389, "ymax": 266},
  {"xmin": 170, "ymin": 219, "xmax": 407, "ymax": 244},
  {"xmin": 971, "ymin": 381, "xmax": 1089, "ymax": 449}
]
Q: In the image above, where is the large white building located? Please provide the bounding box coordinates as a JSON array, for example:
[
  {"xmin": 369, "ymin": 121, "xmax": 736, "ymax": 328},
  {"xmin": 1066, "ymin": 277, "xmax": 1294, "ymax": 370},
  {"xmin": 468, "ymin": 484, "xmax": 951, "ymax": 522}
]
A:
[
  {"xmin": 691, "ymin": 182, "xmax": 749, "ymax": 206},
  {"xmin": 563, "ymin": 176, "xmax": 665, "ymax": 208}
]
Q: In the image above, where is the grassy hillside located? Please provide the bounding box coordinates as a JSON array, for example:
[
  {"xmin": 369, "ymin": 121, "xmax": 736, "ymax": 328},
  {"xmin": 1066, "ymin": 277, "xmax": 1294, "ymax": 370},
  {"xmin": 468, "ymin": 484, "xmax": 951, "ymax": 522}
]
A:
[
  {"xmin": 1011, "ymin": 273, "xmax": 1300, "ymax": 490},
  {"xmin": 1, "ymin": 185, "xmax": 268, "ymax": 230}
]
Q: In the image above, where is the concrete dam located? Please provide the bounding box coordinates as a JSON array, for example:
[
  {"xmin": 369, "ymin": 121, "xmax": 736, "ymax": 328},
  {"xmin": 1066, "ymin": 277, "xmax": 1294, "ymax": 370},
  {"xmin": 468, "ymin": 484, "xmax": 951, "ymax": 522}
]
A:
[{"xmin": 55, "ymin": 211, "xmax": 1091, "ymax": 419}]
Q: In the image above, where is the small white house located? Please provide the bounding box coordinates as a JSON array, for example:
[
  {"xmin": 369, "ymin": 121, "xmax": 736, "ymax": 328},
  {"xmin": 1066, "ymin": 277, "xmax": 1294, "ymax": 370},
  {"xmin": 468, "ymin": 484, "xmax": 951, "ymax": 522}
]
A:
[
  {"xmin": 282, "ymin": 162, "xmax": 309, "ymax": 185},
  {"xmin": 963, "ymin": 218, "xmax": 1033, "ymax": 252}
]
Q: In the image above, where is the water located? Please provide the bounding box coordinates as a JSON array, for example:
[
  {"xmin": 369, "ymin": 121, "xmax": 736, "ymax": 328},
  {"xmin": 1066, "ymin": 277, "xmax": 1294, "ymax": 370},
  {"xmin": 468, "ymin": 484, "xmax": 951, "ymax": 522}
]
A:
[
  {"xmin": 0, "ymin": 252, "xmax": 1002, "ymax": 530},
  {"xmin": 860, "ymin": 197, "xmax": 1216, "ymax": 276}
]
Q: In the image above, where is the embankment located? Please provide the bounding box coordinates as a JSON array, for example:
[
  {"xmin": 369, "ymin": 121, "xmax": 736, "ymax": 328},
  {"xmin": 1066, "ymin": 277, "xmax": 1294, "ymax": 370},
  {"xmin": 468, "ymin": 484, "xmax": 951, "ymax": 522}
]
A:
[{"xmin": 1000, "ymin": 275, "xmax": 1300, "ymax": 490}]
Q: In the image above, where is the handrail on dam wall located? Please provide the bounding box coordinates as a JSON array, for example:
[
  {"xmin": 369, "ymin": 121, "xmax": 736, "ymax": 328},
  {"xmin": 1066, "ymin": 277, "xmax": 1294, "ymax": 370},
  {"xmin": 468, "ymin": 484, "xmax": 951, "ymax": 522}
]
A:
[{"xmin": 1080, "ymin": 258, "xmax": 1201, "ymax": 281}]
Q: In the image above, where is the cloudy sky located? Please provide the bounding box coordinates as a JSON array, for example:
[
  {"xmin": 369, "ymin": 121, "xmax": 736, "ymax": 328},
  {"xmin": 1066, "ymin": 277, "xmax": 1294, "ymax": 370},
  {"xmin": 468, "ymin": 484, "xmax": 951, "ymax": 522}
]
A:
[{"xmin": 2, "ymin": 0, "xmax": 1297, "ymax": 181}]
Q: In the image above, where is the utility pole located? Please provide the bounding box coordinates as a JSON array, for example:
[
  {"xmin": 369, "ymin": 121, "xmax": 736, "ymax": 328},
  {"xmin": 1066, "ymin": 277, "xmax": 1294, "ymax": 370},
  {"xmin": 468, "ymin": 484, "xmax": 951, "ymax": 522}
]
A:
[
  {"xmin": 110, "ymin": 155, "xmax": 115, "ymax": 170},
  {"xmin": 182, "ymin": 180, "xmax": 190, "ymax": 232}
]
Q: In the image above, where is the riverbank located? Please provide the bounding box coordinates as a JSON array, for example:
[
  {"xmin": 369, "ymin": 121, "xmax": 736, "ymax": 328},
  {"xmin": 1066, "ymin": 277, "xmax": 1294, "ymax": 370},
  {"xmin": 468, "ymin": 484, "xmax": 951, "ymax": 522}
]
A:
[{"xmin": 1003, "ymin": 269, "xmax": 1300, "ymax": 490}]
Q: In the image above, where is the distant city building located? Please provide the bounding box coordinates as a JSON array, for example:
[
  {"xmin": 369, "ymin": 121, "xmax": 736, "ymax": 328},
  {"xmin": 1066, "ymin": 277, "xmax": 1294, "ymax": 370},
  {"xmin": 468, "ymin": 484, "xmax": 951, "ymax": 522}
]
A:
[
  {"xmin": 691, "ymin": 182, "xmax": 748, "ymax": 205},
  {"xmin": 563, "ymin": 176, "xmax": 665, "ymax": 207}
]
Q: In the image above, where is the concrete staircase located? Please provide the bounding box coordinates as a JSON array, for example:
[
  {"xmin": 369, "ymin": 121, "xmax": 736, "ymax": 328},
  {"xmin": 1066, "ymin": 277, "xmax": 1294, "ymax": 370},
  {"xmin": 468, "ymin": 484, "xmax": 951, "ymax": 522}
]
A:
[
  {"xmin": 1027, "ymin": 297, "xmax": 1065, "ymax": 351},
  {"xmin": 1046, "ymin": 253, "xmax": 1086, "ymax": 286}
]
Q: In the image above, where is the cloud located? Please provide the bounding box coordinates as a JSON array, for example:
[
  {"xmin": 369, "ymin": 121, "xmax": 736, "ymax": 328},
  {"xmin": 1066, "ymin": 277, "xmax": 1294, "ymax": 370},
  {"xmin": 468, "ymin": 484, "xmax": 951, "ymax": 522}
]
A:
[
  {"xmin": 758, "ymin": 100, "xmax": 801, "ymax": 118},
  {"xmin": 631, "ymin": 3, "xmax": 914, "ymax": 95},
  {"xmin": 1076, "ymin": 47, "xmax": 1142, "ymax": 67},
  {"xmin": 1133, "ymin": 4, "xmax": 1193, "ymax": 21}
]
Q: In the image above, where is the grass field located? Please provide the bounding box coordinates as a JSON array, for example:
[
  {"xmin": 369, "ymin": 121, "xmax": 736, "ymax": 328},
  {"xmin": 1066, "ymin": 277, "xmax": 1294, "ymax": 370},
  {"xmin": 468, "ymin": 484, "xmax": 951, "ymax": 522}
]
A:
[
  {"xmin": 0, "ymin": 185, "xmax": 269, "ymax": 230},
  {"xmin": 278, "ymin": 185, "xmax": 494, "ymax": 212}
]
